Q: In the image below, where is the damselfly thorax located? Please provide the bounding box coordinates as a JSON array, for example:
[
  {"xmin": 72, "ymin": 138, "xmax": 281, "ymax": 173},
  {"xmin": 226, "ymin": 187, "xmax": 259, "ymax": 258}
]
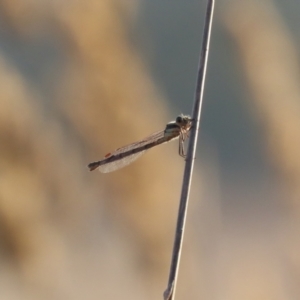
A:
[{"xmin": 88, "ymin": 115, "xmax": 192, "ymax": 173}]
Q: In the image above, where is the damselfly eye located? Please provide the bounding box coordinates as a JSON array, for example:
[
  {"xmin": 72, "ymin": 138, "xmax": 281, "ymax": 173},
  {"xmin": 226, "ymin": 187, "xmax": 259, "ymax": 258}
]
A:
[{"xmin": 176, "ymin": 116, "xmax": 182, "ymax": 123}]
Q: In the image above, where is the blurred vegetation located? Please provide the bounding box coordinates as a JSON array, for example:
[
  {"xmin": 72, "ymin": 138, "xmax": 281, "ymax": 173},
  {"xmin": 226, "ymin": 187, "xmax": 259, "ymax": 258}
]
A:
[{"xmin": 0, "ymin": 0, "xmax": 300, "ymax": 299}]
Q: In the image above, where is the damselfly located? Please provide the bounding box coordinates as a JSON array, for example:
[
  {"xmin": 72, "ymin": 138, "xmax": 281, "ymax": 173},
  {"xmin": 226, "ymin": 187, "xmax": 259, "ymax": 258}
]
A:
[{"xmin": 88, "ymin": 114, "xmax": 192, "ymax": 173}]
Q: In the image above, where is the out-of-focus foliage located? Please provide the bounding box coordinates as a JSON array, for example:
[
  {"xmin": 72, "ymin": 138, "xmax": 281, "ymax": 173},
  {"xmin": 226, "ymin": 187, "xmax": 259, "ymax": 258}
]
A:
[
  {"xmin": 0, "ymin": 0, "xmax": 300, "ymax": 299},
  {"xmin": 0, "ymin": 1, "xmax": 194, "ymax": 299}
]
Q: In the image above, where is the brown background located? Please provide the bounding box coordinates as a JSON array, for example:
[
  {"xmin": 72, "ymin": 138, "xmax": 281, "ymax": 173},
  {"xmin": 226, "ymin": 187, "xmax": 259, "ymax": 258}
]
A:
[{"xmin": 0, "ymin": 0, "xmax": 300, "ymax": 299}]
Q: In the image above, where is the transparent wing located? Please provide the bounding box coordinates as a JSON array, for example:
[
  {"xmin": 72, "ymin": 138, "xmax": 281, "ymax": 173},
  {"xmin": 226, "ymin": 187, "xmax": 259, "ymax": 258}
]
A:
[
  {"xmin": 98, "ymin": 150, "xmax": 146, "ymax": 173},
  {"xmin": 107, "ymin": 130, "xmax": 165, "ymax": 155},
  {"xmin": 95, "ymin": 130, "xmax": 167, "ymax": 173}
]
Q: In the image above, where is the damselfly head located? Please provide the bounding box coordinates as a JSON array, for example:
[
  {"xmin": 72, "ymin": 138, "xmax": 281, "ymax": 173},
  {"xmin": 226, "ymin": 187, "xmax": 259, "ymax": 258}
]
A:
[{"xmin": 175, "ymin": 115, "xmax": 192, "ymax": 128}]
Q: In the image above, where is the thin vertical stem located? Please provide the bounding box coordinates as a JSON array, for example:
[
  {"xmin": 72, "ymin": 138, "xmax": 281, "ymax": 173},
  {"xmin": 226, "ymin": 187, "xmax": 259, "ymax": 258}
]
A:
[{"xmin": 163, "ymin": 1, "xmax": 215, "ymax": 299}]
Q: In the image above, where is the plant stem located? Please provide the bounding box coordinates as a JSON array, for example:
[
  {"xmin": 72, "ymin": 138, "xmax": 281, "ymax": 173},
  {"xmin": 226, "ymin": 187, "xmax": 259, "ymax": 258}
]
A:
[{"xmin": 163, "ymin": 1, "xmax": 215, "ymax": 299}]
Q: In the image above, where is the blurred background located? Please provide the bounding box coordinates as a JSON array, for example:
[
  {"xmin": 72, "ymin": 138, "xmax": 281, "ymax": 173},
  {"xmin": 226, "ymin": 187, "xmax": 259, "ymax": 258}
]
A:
[{"xmin": 0, "ymin": 0, "xmax": 300, "ymax": 299}]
